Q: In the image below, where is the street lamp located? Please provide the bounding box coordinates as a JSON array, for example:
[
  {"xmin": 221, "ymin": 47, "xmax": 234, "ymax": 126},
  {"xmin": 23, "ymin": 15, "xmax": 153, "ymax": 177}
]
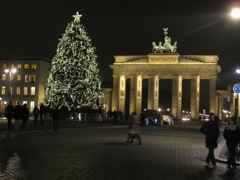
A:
[
  {"xmin": 5, "ymin": 68, "xmax": 17, "ymax": 101},
  {"xmin": 231, "ymin": 8, "xmax": 240, "ymax": 19},
  {"xmin": 236, "ymin": 69, "xmax": 240, "ymax": 74}
]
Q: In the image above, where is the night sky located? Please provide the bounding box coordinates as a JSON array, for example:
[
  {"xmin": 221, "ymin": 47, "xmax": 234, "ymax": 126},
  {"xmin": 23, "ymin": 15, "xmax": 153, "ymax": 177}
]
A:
[{"xmin": 1, "ymin": 0, "xmax": 240, "ymax": 90}]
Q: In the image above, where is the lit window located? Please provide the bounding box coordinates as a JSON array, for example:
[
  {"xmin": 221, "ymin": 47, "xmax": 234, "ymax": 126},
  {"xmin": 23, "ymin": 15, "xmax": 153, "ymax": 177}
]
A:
[
  {"xmin": 23, "ymin": 101, "xmax": 27, "ymax": 105},
  {"xmin": 2, "ymin": 64, "xmax": 7, "ymax": 68},
  {"xmin": 17, "ymin": 75, "xmax": 21, "ymax": 81},
  {"xmin": 31, "ymin": 64, "xmax": 37, "ymax": 69},
  {"xmin": 2, "ymin": 74, "xmax": 6, "ymax": 81},
  {"xmin": 10, "ymin": 74, "xmax": 14, "ymax": 81},
  {"xmin": 2, "ymin": 86, "xmax": 5, "ymax": 95},
  {"xmin": 31, "ymin": 87, "xmax": 35, "ymax": 95},
  {"xmin": 16, "ymin": 87, "xmax": 21, "ymax": 95},
  {"xmin": 30, "ymin": 101, "xmax": 35, "ymax": 112},
  {"xmin": 17, "ymin": 64, "xmax": 22, "ymax": 68},
  {"xmin": 29, "ymin": 75, "xmax": 36, "ymax": 83},
  {"xmin": 24, "ymin": 64, "xmax": 29, "ymax": 69},
  {"xmin": 25, "ymin": 75, "xmax": 29, "ymax": 83},
  {"xmin": 24, "ymin": 87, "xmax": 28, "ymax": 95},
  {"xmin": 10, "ymin": 87, "xmax": 13, "ymax": 95}
]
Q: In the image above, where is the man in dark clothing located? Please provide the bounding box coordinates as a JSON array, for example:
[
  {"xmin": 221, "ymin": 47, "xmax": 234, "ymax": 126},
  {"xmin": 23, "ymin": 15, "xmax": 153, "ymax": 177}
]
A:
[
  {"xmin": 200, "ymin": 113, "xmax": 219, "ymax": 169},
  {"xmin": 5, "ymin": 101, "xmax": 14, "ymax": 131},
  {"xmin": 20, "ymin": 103, "xmax": 29, "ymax": 131},
  {"xmin": 33, "ymin": 106, "xmax": 40, "ymax": 126},
  {"xmin": 223, "ymin": 117, "xmax": 239, "ymax": 169},
  {"xmin": 52, "ymin": 108, "xmax": 60, "ymax": 132},
  {"xmin": 14, "ymin": 102, "xmax": 22, "ymax": 131},
  {"xmin": 39, "ymin": 103, "xmax": 45, "ymax": 125}
]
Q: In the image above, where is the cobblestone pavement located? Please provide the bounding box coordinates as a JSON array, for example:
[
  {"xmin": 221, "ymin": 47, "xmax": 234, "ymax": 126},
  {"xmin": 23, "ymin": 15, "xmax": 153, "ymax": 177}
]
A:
[{"xmin": 0, "ymin": 118, "xmax": 240, "ymax": 180}]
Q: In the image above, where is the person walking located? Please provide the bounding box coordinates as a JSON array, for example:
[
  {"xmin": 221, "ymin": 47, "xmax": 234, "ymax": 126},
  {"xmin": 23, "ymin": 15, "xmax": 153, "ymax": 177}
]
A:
[
  {"xmin": 125, "ymin": 112, "xmax": 142, "ymax": 145},
  {"xmin": 39, "ymin": 103, "xmax": 45, "ymax": 125},
  {"xmin": 20, "ymin": 103, "xmax": 29, "ymax": 131},
  {"xmin": 33, "ymin": 106, "xmax": 40, "ymax": 126},
  {"xmin": 200, "ymin": 113, "xmax": 219, "ymax": 169},
  {"xmin": 52, "ymin": 107, "xmax": 60, "ymax": 132},
  {"xmin": 14, "ymin": 102, "xmax": 22, "ymax": 131},
  {"xmin": 5, "ymin": 101, "xmax": 14, "ymax": 131},
  {"xmin": 223, "ymin": 117, "xmax": 240, "ymax": 169}
]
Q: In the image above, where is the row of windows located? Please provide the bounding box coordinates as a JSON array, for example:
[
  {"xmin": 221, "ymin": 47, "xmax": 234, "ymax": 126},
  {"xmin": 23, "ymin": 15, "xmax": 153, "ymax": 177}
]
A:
[
  {"xmin": 1, "ymin": 86, "xmax": 36, "ymax": 95},
  {"xmin": 4, "ymin": 101, "xmax": 36, "ymax": 112},
  {"xmin": 2, "ymin": 74, "xmax": 36, "ymax": 83},
  {"xmin": 2, "ymin": 64, "xmax": 37, "ymax": 69}
]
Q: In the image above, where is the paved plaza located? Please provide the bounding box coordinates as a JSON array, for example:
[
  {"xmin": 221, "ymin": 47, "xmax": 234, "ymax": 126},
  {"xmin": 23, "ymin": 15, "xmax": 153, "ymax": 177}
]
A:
[{"xmin": 0, "ymin": 118, "xmax": 240, "ymax": 180}]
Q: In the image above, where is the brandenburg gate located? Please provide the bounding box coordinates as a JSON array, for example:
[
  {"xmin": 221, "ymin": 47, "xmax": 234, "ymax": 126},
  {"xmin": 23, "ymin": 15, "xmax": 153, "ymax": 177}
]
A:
[{"xmin": 109, "ymin": 28, "xmax": 221, "ymax": 120}]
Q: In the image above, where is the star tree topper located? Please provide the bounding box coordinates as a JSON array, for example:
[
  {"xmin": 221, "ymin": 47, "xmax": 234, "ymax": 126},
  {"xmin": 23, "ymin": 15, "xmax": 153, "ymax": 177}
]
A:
[{"xmin": 73, "ymin": 11, "xmax": 82, "ymax": 22}]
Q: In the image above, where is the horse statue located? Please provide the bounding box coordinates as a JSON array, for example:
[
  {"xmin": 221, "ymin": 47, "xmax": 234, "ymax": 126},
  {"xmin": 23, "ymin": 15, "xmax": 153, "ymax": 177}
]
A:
[
  {"xmin": 152, "ymin": 42, "xmax": 165, "ymax": 53},
  {"xmin": 152, "ymin": 42, "xmax": 160, "ymax": 53},
  {"xmin": 170, "ymin": 41, "xmax": 177, "ymax": 53},
  {"xmin": 158, "ymin": 42, "xmax": 164, "ymax": 53}
]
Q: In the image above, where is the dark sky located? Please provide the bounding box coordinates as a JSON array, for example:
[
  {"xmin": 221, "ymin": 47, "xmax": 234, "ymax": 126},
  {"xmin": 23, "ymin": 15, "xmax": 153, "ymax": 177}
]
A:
[{"xmin": 1, "ymin": 0, "xmax": 240, "ymax": 89}]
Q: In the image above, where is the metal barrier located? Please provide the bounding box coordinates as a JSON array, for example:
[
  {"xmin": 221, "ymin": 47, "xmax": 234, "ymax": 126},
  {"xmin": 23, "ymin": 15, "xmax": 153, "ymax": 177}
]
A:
[{"xmin": 66, "ymin": 113, "xmax": 102, "ymax": 122}]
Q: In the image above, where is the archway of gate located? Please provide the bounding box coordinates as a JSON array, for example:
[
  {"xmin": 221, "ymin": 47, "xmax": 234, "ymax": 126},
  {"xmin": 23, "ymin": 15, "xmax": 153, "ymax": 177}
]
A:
[{"xmin": 124, "ymin": 78, "xmax": 210, "ymax": 120}]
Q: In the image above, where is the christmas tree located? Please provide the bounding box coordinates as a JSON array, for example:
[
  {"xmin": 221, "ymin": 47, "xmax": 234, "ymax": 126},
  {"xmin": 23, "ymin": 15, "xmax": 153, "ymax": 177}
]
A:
[{"xmin": 45, "ymin": 12, "xmax": 103, "ymax": 111}]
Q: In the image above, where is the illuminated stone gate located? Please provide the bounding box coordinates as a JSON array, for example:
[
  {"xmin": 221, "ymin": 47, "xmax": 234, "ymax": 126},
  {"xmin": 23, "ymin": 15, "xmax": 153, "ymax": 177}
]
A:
[
  {"xmin": 109, "ymin": 29, "xmax": 221, "ymax": 120},
  {"xmin": 110, "ymin": 54, "xmax": 221, "ymax": 120}
]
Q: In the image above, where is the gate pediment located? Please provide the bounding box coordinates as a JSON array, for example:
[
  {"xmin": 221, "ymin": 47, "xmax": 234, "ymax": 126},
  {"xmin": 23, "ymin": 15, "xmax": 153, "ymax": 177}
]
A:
[{"xmin": 148, "ymin": 54, "xmax": 179, "ymax": 64}]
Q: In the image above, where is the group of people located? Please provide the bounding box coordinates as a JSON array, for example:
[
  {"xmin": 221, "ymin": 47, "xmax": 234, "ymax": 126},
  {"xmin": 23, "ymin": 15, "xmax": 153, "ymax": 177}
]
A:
[
  {"xmin": 5, "ymin": 101, "xmax": 60, "ymax": 132},
  {"xmin": 33, "ymin": 103, "xmax": 46, "ymax": 126},
  {"xmin": 200, "ymin": 113, "xmax": 240, "ymax": 169},
  {"xmin": 5, "ymin": 101, "xmax": 29, "ymax": 131}
]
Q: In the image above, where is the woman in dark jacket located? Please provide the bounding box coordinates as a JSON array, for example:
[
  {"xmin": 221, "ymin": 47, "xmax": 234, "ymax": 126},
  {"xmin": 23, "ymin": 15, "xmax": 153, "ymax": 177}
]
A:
[
  {"xmin": 223, "ymin": 117, "xmax": 239, "ymax": 169},
  {"xmin": 20, "ymin": 103, "xmax": 29, "ymax": 131},
  {"xmin": 200, "ymin": 113, "xmax": 219, "ymax": 168},
  {"xmin": 14, "ymin": 102, "xmax": 22, "ymax": 131},
  {"xmin": 33, "ymin": 106, "xmax": 40, "ymax": 125},
  {"xmin": 5, "ymin": 101, "xmax": 14, "ymax": 131}
]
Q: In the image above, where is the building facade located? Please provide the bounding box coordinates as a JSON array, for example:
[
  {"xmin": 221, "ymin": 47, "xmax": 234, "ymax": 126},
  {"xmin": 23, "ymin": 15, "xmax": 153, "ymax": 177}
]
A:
[{"xmin": 0, "ymin": 57, "xmax": 51, "ymax": 113}]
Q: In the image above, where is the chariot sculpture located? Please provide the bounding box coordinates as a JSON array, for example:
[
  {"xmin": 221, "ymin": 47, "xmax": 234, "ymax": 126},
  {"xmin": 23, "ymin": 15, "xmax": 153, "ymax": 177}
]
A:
[{"xmin": 152, "ymin": 28, "xmax": 177, "ymax": 53}]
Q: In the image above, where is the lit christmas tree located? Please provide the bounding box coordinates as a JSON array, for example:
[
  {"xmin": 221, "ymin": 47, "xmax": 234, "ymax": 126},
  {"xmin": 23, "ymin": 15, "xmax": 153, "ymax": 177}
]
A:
[{"xmin": 45, "ymin": 12, "xmax": 103, "ymax": 111}]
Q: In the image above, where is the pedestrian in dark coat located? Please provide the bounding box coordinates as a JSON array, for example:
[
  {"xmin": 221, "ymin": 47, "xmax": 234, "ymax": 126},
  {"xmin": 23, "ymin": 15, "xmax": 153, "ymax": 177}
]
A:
[
  {"xmin": 39, "ymin": 103, "xmax": 45, "ymax": 125},
  {"xmin": 200, "ymin": 113, "xmax": 219, "ymax": 168},
  {"xmin": 125, "ymin": 112, "xmax": 142, "ymax": 145},
  {"xmin": 52, "ymin": 107, "xmax": 60, "ymax": 132},
  {"xmin": 14, "ymin": 102, "xmax": 22, "ymax": 131},
  {"xmin": 223, "ymin": 117, "xmax": 239, "ymax": 169},
  {"xmin": 5, "ymin": 101, "xmax": 14, "ymax": 131},
  {"xmin": 33, "ymin": 106, "xmax": 40, "ymax": 126},
  {"xmin": 20, "ymin": 103, "xmax": 29, "ymax": 131}
]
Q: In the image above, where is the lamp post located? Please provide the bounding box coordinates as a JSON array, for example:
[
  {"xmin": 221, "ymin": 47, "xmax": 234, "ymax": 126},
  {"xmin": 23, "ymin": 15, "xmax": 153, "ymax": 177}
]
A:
[
  {"xmin": 5, "ymin": 68, "xmax": 17, "ymax": 102},
  {"xmin": 230, "ymin": 7, "xmax": 240, "ymax": 117},
  {"xmin": 231, "ymin": 8, "xmax": 240, "ymax": 19}
]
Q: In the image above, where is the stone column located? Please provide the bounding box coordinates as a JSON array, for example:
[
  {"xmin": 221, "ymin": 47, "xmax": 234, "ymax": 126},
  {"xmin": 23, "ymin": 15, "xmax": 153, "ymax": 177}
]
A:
[
  {"xmin": 172, "ymin": 76, "xmax": 182, "ymax": 119},
  {"xmin": 230, "ymin": 93, "xmax": 235, "ymax": 117},
  {"xmin": 130, "ymin": 75, "xmax": 142, "ymax": 116},
  {"xmin": 103, "ymin": 88, "xmax": 112, "ymax": 114},
  {"xmin": 111, "ymin": 75, "xmax": 120, "ymax": 111},
  {"xmin": 190, "ymin": 76, "xmax": 200, "ymax": 120},
  {"xmin": 119, "ymin": 75, "xmax": 126, "ymax": 114},
  {"xmin": 147, "ymin": 76, "xmax": 159, "ymax": 110},
  {"xmin": 209, "ymin": 78, "xmax": 217, "ymax": 114},
  {"xmin": 218, "ymin": 94, "xmax": 224, "ymax": 120}
]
